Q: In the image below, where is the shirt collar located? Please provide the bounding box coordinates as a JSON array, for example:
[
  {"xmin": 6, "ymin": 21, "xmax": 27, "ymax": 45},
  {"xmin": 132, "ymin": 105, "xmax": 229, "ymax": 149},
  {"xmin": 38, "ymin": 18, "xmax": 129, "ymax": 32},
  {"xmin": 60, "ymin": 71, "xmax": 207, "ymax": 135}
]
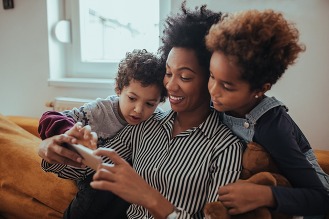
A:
[{"xmin": 156, "ymin": 109, "xmax": 222, "ymax": 140}]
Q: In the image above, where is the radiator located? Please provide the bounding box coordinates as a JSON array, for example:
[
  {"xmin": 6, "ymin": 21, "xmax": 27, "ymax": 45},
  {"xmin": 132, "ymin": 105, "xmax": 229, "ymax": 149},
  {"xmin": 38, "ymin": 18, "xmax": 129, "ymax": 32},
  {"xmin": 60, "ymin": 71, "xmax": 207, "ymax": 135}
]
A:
[{"xmin": 46, "ymin": 97, "xmax": 93, "ymax": 111}]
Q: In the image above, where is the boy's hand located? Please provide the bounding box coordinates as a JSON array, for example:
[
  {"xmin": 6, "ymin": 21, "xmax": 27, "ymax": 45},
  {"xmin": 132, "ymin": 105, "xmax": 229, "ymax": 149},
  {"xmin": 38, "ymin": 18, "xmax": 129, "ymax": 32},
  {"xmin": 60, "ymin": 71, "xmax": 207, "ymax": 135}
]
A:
[{"xmin": 65, "ymin": 122, "xmax": 97, "ymax": 149}]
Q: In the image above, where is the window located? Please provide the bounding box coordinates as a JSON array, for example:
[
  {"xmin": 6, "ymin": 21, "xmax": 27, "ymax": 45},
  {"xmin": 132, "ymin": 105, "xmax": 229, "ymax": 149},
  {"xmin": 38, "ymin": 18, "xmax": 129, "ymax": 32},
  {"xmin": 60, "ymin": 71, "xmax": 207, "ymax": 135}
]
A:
[{"xmin": 62, "ymin": 0, "xmax": 171, "ymax": 80}]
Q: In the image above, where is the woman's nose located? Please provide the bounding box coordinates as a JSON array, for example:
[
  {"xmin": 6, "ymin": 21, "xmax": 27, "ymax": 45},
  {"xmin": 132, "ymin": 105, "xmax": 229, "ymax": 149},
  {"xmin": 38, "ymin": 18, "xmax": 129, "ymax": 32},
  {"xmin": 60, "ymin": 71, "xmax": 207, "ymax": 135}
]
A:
[{"xmin": 165, "ymin": 77, "xmax": 178, "ymax": 92}]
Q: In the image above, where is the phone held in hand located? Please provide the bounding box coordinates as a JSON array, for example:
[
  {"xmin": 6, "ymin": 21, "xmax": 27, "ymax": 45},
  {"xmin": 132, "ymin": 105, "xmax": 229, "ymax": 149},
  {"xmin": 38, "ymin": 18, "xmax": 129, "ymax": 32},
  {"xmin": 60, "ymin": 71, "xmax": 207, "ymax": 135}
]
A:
[{"xmin": 66, "ymin": 143, "xmax": 103, "ymax": 170}]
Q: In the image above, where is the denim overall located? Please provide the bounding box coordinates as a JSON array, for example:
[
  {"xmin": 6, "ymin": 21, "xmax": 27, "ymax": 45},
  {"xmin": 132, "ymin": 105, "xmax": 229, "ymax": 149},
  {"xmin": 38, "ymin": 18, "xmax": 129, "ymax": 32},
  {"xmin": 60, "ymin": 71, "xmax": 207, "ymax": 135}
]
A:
[{"xmin": 221, "ymin": 97, "xmax": 329, "ymax": 219}]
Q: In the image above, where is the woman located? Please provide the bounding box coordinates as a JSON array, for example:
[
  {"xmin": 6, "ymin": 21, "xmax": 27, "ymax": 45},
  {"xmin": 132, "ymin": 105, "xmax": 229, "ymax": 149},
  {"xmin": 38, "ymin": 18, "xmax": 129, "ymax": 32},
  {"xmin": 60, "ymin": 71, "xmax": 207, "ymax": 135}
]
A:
[{"xmin": 38, "ymin": 3, "xmax": 243, "ymax": 219}]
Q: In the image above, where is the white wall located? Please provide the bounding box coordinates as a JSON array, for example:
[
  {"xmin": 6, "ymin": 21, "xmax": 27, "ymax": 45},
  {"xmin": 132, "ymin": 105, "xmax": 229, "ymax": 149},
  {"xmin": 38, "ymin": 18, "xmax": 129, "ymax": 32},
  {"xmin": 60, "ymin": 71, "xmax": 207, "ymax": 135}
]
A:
[
  {"xmin": 0, "ymin": 0, "xmax": 328, "ymax": 150},
  {"xmin": 0, "ymin": 0, "xmax": 114, "ymax": 120}
]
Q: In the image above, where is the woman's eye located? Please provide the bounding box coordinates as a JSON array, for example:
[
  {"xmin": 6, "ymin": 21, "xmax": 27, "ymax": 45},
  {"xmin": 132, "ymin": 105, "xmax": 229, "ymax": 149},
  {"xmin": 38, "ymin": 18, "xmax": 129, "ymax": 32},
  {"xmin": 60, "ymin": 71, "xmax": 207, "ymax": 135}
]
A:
[
  {"xmin": 165, "ymin": 72, "xmax": 172, "ymax": 77},
  {"xmin": 128, "ymin": 96, "xmax": 135, "ymax": 101},
  {"xmin": 146, "ymin": 102, "xmax": 155, "ymax": 107}
]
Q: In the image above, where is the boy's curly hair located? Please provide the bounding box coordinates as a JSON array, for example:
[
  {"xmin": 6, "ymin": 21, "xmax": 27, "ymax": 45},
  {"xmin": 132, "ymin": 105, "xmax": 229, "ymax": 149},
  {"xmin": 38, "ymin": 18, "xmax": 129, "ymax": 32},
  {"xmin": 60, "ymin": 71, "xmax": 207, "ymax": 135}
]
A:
[
  {"xmin": 115, "ymin": 49, "xmax": 167, "ymax": 102},
  {"xmin": 158, "ymin": 1, "xmax": 222, "ymax": 77},
  {"xmin": 206, "ymin": 9, "xmax": 306, "ymax": 90}
]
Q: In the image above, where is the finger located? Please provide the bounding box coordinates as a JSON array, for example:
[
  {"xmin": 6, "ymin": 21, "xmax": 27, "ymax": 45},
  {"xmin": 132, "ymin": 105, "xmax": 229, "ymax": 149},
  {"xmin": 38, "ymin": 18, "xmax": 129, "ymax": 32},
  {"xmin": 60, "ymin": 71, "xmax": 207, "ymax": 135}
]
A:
[
  {"xmin": 220, "ymin": 200, "xmax": 234, "ymax": 208},
  {"xmin": 228, "ymin": 207, "xmax": 240, "ymax": 215},
  {"xmin": 61, "ymin": 156, "xmax": 85, "ymax": 168},
  {"xmin": 53, "ymin": 141, "xmax": 83, "ymax": 163},
  {"xmin": 94, "ymin": 168, "xmax": 114, "ymax": 182},
  {"xmin": 90, "ymin": 180, "xmax": 113, "ymax": 191},
  {"xmin": 218, "ymin": 185, "xmax": 230, "ymax": 196},
  {"xmin": 101, "ymin": 163, "xmax": 115, "ymax": 170},
  {"xmin": 65, "ymin": 124, "xmax": 81, "ymax": 137},
  {"xmin": 44, "ymin": 151, "xmax": 83, "ymax": 167},
  {"xmin": 82, "ymin": 125, "xmax": 92, "ymax": 139},
  {"xmin": 218, "ymin": 193, "xmax": 231, "ymax": 202},
  {"xmin": 75, "ymin": 122, "xmax": 83, "ymax": 130},
  {"xmin": 55, "ymin": 134, "xmax": 77, "ymax": 145},
  {"xmin": 94, "ymin": 148, "xmax": 123, "ymax": 165},
  {"xmin": 89, "ymin": 132, "xmax": 98, "ymax": 149}
]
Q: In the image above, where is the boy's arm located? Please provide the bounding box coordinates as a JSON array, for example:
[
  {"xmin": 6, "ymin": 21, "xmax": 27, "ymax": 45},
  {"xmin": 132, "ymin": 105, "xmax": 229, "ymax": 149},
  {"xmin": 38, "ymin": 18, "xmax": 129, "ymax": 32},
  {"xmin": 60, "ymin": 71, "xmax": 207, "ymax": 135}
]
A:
[{"xmin": 38, "ymin": 111, "xmax": 75, "ymax": 139}]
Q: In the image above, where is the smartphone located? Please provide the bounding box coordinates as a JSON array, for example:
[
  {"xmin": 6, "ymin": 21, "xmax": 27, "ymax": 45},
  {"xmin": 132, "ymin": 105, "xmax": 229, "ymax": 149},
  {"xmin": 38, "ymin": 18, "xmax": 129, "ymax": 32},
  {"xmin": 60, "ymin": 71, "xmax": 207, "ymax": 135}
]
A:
[{"xmin": 66, "ymin": 143, "xmax": 103, "ymax": 170}]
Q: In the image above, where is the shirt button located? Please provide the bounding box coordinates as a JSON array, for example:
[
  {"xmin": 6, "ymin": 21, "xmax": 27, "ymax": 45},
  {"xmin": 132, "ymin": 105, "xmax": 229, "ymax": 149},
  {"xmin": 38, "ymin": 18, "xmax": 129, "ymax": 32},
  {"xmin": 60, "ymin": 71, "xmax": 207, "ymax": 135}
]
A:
[
  {"xmin": 244, "ymin": 122, "xmax": 250, "ymax": 128},
  {"xmin": 153, "ymin": 167, "xmax": 158, "ymax": 171}
]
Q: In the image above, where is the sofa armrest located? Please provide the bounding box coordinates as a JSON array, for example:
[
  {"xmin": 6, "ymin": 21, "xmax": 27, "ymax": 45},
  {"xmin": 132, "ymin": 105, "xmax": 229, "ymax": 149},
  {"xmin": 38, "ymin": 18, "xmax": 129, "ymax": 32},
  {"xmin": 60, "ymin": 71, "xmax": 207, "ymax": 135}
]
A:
[
  {"xmin": 6, "ymin": 116, "xmax": 40, "ymax": 138},
  {"xmin": 0, "ymin": 114, "xmax": 77, "ymax": 218},
  {"xmin": 314, "ymin": 149, "xmax": 329, "ymax": 175}
]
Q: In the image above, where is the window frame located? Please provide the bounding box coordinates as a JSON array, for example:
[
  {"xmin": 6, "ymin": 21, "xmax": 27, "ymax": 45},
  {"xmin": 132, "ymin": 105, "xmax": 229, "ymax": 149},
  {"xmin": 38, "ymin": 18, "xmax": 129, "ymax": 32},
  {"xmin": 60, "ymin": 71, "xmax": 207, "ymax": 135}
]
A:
[{"xmin": 61, "ymin": 0, "xmax": 171, "ymax": 80}]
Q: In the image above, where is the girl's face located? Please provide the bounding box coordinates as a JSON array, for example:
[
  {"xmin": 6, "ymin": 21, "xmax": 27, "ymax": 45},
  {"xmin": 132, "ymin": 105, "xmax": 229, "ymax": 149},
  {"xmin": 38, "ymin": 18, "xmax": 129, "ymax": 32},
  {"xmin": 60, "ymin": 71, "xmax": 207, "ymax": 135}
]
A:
[
  {"xmin": 208, "ymin": 51, "xmax": 260, "ymax": 117},
  {"xmin": 118, "ymin": 79, "xmax": 161, "ymax": 125},
  {"xmin": 163, "ymin": 47, "xmax": 210, "ymax": 113}
]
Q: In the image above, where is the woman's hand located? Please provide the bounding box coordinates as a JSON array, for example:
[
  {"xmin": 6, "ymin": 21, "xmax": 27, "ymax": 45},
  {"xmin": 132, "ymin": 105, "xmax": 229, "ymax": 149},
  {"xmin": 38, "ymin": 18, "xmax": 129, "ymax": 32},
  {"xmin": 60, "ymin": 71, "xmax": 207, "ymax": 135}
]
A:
[
  {"xmin": 38, "ymin": 134, "xmax": 85, "ymax": 168},
  {"xmin": 218, "ymin": 182, "xmax": 275, "ymax": 215},
  {"xmin": 90, "ymin": 148, "xmax": 156, "ymax": 206},
  {"xmin": 90, "ymin": 148, "xmax": 175, "ymax": 218},
  {"xmin": 65, "ymin": 122, "xmax": 97, "ymax": 149}
]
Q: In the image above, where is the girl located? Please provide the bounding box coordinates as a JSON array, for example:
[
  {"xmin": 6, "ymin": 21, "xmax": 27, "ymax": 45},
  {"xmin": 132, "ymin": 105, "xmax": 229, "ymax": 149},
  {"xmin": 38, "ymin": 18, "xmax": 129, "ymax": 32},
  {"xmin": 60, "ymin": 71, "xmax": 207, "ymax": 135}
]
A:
[{"xmin": 206, "ymin": 9, "xmax": 329, "ymax": 218}]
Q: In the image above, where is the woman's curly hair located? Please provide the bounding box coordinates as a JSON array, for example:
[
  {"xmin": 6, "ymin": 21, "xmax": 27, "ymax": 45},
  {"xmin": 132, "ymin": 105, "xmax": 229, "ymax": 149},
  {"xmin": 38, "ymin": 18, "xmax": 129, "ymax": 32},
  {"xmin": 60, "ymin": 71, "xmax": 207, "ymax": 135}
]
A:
[
  {"xmin": 206, "ymin": 9, "xmax": 306, "ymax": 90},
  {"xmin": 115, "ymin": 49, "xmax": 167, "ymax": 102},
  {"xmin": 158, "ymin": 1, "xmax": 222, "ymax": 77}
]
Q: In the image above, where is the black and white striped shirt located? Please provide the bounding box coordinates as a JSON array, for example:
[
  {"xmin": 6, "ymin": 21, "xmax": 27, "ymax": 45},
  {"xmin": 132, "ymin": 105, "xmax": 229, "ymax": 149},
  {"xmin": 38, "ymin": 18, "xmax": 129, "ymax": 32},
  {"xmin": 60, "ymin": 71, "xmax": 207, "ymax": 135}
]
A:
[
  {"xmin": 41, "ymin": 109, "xmax": 243, "ymax": 218},
  {"xmin": 106, "ymin": 109, "xmax": 243, "ymax": 219}
]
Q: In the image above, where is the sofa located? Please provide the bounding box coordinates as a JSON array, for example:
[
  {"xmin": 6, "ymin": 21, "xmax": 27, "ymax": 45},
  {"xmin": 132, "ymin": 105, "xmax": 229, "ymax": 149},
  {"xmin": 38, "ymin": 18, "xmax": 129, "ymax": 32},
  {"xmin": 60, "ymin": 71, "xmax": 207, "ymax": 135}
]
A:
[
  {"xmin": 0, "ymin": 114, "xmax": 77, "ymax": 219},
  {"xmin": 0, "ymin": 114, "xmax": 328, "ymax": 218}
]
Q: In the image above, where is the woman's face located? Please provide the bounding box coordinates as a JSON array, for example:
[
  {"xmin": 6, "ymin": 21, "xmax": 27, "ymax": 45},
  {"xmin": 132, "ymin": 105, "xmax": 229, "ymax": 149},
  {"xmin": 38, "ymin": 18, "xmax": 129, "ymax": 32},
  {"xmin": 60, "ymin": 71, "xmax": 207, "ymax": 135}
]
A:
[
  {"xmin": 163, "ymin": 47, "xmax": 210, "ymax": 113},
  {"xmin": 208, "ymin": 51, "xmax": 259, "ymax": 117}
]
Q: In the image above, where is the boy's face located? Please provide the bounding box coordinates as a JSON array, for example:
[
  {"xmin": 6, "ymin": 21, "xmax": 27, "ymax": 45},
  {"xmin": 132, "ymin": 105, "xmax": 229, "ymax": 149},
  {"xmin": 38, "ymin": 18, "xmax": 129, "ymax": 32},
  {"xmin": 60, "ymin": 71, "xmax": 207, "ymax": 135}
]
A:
[{"xmin": 118, "ymin": 79, "xmax": 161, "ymax": 125}]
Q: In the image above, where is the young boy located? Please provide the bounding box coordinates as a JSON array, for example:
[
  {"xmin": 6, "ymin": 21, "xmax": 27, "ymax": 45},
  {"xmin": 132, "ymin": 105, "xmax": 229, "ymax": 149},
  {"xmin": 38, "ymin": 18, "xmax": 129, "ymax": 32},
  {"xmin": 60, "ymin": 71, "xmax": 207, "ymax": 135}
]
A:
[
  {"xmin": 38, "ymin": 49, "xmax": 167, "ymax": 218},
  {"xmin": 39, "ymin": 49, "xmax": 166, "ymax": 145}
]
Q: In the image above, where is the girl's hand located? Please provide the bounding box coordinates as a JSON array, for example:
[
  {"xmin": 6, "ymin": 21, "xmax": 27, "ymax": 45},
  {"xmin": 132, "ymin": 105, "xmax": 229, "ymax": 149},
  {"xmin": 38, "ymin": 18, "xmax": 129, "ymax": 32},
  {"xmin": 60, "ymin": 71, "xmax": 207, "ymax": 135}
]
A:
[
  {"xmin": 65, "ymin": 122, "xmax": 97, "ymax": 149},
  {"xmin": 38, "ymin": 134, "xmax": 85, "ymax": 168},
  {"xmin": 218, "ymin": 182, "xmax": 275, "ymax": 215}
]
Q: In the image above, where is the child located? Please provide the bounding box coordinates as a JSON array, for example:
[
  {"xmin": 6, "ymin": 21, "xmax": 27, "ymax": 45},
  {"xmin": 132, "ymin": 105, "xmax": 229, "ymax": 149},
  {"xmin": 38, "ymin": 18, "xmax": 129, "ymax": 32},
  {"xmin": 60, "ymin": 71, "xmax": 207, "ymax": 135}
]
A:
[
  {"xmin": 38, "ymin": 49, "xmax": 167, "ymax": 218},
  {"xmin": 39, "ymin": 49, "xmax": 166, "ymax": 146},
  {"xmin": 206, "ymin": 9, "xmax": 329, "ymax": 218}
]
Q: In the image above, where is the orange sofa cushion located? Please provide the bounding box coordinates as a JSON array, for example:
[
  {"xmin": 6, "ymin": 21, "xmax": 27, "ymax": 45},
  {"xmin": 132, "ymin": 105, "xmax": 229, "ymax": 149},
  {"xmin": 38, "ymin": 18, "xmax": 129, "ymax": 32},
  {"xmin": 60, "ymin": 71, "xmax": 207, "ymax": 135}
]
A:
[{"xmin": 0, "ymin": 114, "xmax": 77, "ymax": 219}]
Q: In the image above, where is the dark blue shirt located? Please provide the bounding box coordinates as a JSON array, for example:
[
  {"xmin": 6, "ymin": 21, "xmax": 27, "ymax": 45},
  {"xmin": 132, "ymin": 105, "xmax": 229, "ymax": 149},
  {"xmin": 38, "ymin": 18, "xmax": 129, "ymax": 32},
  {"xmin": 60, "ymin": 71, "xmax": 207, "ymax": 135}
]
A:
[{"xmin": 254, "ymin": 106, "xmax": 329, "ymax": 215}]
